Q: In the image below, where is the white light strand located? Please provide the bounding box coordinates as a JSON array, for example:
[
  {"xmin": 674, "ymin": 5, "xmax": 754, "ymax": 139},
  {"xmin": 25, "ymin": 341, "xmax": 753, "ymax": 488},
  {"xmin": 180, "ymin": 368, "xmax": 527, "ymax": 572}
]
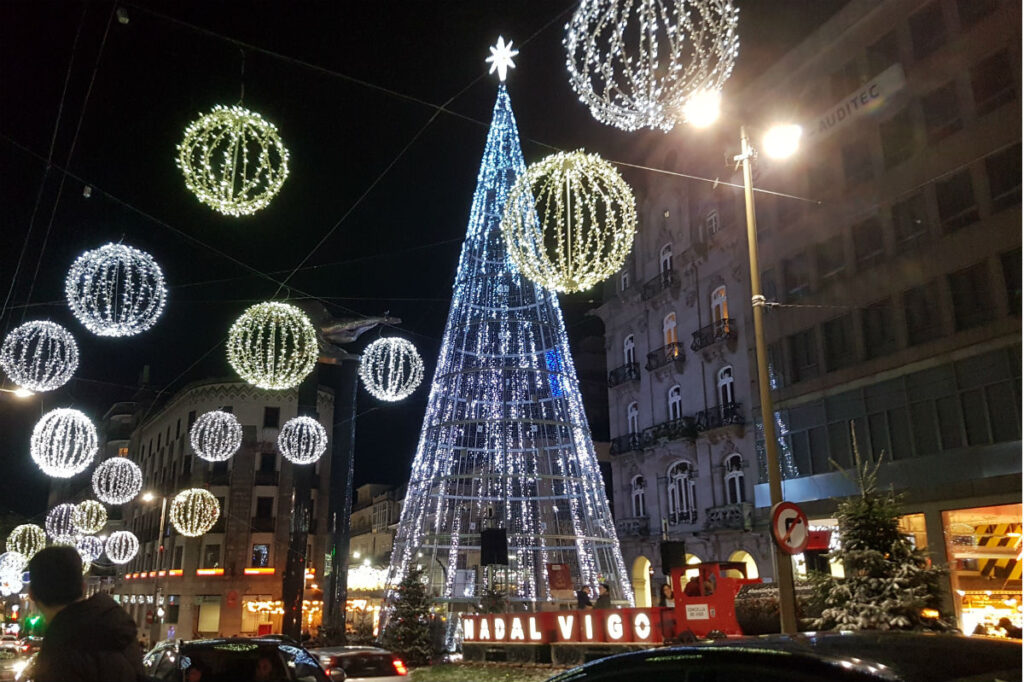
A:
[
  {"xmin": 31, "ymin": 408, "xmax": 98, "ymax": 478},
  {"xmin": 190, "ymin": 410, "xmax": 243, "ymax": 462},
  {"xmin": 0, "ymin": 321, "xmax": 79, "ymax": 391},
  {"xmin": 91, "ymin": 456, "xmax": 143, "ymax": 505},
  {"xmin": 177, "ymin": 104, "xmax": 290, "ymax": 216},
  {"xmin": 564, "ymin": 0, "xmax": 740, "ymax": 131},
  {"xmin": 76, "ymin": 536, "xmax": 104, "ymax": 563},
  {"xmin": 105, "ymin": 530, "xmax": 139, "ymax": 564},
  {"xmin": 72, "ymin": 500, "xmax": 107, "ymax": 534},
  {"xmin": 46, "ymin": 503, "xmax": 79, "ymax": 543},
  {"xmin": 358, "ymin": 337, "xmax": 424, "ymax": 402},
  {"xmin": 502, "ymin": 150, "xmax": 637, "ymax": 294},
  {"xmin": 65, "ymin": 243, "xmax": 167, "ymax": 337},
  {"xmin": 277, "ymin": 416, "xmax": 327, "ymax": 465},
  {"xmin": 227, "ymin": 302, "xmax": 318, "ymax": 390},
  {"xmin": 6, "ymin": 525, "xmax": 46, "ymax": 559},
  {"xmin": 169, "ymin": 488, "xmax": 220, "ymax": 537}
]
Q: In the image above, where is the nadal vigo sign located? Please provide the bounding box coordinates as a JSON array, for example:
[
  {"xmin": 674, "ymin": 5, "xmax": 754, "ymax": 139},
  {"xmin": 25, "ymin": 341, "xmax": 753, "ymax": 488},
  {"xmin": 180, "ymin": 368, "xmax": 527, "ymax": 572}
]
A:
[
  {"xmin": 461, "ymin": 608, "xmax": 668, "ymax": 645},
  {"xmin": 806, "ymin": 63, "xmax": 906, "ymax": 143}
]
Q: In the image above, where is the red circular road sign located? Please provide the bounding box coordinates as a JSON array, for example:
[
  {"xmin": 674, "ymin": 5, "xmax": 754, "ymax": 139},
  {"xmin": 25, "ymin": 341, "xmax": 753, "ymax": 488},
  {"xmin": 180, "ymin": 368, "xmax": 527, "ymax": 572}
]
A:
[{"xmin": 771, "ymin": 501, "xmax": 809, "ymax": 555}]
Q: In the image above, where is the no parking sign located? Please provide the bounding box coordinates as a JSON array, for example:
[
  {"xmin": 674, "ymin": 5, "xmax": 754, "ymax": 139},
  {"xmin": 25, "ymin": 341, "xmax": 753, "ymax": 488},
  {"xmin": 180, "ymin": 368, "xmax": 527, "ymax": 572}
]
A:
[{"xmin": 771, "ymin": 501, "xmax": 809, "ymax": 555}]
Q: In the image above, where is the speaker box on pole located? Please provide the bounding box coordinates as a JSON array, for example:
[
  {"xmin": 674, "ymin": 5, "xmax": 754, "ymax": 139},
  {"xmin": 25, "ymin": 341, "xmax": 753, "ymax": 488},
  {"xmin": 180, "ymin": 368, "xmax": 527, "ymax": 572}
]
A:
[
  {"xmin": 480, "ymin": 528, "xmax": 509, "ymax": 566},
  {"xmin": 660, "ymin": 540, "xmax": 686, "ymax": 575}
]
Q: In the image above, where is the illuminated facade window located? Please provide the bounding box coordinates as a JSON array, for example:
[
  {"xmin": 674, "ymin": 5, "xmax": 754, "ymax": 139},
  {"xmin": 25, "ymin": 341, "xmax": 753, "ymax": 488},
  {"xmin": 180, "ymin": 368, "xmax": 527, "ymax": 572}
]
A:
[
  {"xmin": 663, "ymin": 313, "xmax": 678, "ymax": 345},
  {"xmin": 631, "ymin": 476, "xmax": 646, "ymax": 518},
  {"xmin": 668, "ymin": 385, "xmax": 683, "ymax": 421},
  {"xmin": 724, "ymin": 454, "xmax": 745, "ymax": 505},
  {"xmin": 667, "ymin": 461, "xmax": 697, "ymax": 525},
  {"xmin": 623, "ymin": 335, "xmax": 635, "ymax": 365},
  {"xmin": 627, "ymin": 402, "xmax": 640, "ymax": 434}
]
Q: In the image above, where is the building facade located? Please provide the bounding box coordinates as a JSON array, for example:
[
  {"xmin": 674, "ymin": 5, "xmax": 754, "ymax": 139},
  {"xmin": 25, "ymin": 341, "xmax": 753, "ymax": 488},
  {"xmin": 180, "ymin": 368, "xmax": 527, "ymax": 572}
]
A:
[{"xmin": 346, "ymin": 483, "xmax": 403, "ymax": 636}]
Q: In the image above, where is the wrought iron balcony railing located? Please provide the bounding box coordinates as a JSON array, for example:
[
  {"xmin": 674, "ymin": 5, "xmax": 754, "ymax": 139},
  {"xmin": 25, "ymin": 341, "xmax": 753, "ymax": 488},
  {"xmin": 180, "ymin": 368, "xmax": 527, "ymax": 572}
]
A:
[
  {"xmin": 667, "ymin": 509, "xmax": 698, "ymax": 526},
  {"xmin": 695, "ymin": 402, "xmax": 745, "ymax": 432},
  {"xmin": 610, "ymin": 433, "xmax": 643, "ymax": 455},
  {"xmin": 608, "ymin": 362, "xmax": 641, "ymax": 387},
  {"xmin": 615, "ymin": 516, "xmax": 650, "ymax": 537},
  {"xmin": 691, "ymin": 318, "xmax": 737, "ymax": 352},
  {"xmin": 644, "ymin": 416, "xmax": 698, "ymax": 443},
  {"xmin": 704, "ymin": 501, "xmax": 753, "ymax": 531},
  {"xmin": 646, "ymin": 342, "xmax": 685, "ymax": 371},
  {"xmin": 641, "ymin": 269, "xmax": 679, "ymax": 301}
]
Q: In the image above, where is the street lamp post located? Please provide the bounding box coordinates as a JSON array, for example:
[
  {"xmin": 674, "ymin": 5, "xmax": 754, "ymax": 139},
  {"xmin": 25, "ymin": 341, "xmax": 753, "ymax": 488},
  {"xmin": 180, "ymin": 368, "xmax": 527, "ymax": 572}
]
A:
[{"xmin": 142, "ymin": 491, "xmax": 168, "ymax": 642}]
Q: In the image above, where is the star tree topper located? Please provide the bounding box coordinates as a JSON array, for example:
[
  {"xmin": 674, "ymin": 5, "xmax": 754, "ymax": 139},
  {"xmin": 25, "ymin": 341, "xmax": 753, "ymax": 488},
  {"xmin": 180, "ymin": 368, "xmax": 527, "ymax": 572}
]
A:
[{"xmin": 486, "ymin": 36, "xmax": 518, "ymax": 82}]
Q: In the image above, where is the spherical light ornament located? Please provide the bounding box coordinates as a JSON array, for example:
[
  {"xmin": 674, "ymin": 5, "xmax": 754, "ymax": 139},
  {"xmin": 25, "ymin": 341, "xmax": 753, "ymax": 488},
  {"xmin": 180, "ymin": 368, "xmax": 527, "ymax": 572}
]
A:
[
  {"xmin": 0, "ymin": 321, "xmax": 79, "ymax": 392},
  {"xmin": 501, "ymin": 150, "xmax": 637, "ymax": 293},
  {"xmin": 105, "ymin": 530, "xmax": 139, "ymax": 564},
  {"xmin": 31, "ymin": 408, "xmax": 98, "ymax": 478},
  {"xmin": 72, "ymin": 500, "xmax": 107, "ymax": 534},
  {"xmin": 227, "ymin": 302, "xmax": 318, "ymax": 390},
  {"xmin": 169, "ymin": 488, "xmax": 220, "ymax": 537},
  {"xmin": 277, "ymin": 416, "xmax": 327, "ymax": 465},
  {"xmin": 564, "ymin": 0, "xmax": 740, "ymax": 131},
  {"xmin": 65, "ymin": 243, "xmax": 167, "ymax": 337},
  {"xmin": 46, "ymin": 503, "xmax": 78, "ymax": 543},
  {"xmin": 0, "ymin": 574, "xmax": 22, "ymax": 598},
  {"xmin": 0, "ymin": 552, "xmax": 27, "ymax": 578},
  {"xmin": 76, "ymin": 536, "xmax": 104, "ymax": 563},
  {"xmin": 190, "ymin": 410, "xmax": 243, "ymax": 462},
  {"xmin": 177, "ymin": 104, "xmax": 290, "ymax": 216},
  {"xmin": 358, "ymin": 337, "xmax": 424, "ymax": 402},
  {"xmin": 6, "ymin": 525, "xmax": 46, "ymax": 559},
  {"xmin": 91, "ymin": 456, "xmax": 143, "ymax": 505}
]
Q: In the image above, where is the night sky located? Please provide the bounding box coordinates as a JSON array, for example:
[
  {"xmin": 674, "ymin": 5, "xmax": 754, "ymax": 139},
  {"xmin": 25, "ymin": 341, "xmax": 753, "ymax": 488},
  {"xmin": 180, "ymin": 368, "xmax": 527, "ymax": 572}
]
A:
[{"xmin": 0, "ymin": 1, "xmax": 847, "ymax": 519}]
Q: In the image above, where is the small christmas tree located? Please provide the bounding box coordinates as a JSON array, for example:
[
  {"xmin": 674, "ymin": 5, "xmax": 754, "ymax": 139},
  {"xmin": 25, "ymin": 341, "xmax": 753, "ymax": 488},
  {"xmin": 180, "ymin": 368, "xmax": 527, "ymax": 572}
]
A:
[
  {"xmin": 382, "ymin": 566, "xmax": 434, "ymax": 666},
  {"xmin": 815, "ymin": 425, "xmax": 953, "ymax": 631}
]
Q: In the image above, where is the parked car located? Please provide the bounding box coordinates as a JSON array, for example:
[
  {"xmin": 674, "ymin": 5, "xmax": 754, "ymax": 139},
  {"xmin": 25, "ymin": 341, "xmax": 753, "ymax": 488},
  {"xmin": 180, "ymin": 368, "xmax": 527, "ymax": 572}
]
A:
[
  {"xmin": 307, "ymin": 646, "xmax": 408, "ymax": 681},
  {"xmin": 546, "ymin": 631, "xmax": 1022, "ymax": 682},
  {"xmin": 142, "ymin": 637, "xmax": 344, "ymax": 681}
]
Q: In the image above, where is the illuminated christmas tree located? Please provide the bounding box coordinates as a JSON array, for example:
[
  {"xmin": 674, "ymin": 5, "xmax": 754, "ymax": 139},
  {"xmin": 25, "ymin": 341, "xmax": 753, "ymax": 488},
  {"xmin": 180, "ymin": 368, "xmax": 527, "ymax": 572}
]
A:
[{"xmin": 386, "ymin": 42, "xmax": 632, "ymax": 610}]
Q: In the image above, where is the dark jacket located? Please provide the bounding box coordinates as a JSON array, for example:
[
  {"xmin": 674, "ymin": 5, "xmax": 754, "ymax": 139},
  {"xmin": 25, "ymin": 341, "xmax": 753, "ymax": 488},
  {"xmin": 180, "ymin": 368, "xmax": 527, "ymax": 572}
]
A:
[
  {"xmin": 594, "ymin": 592, "xmax": 612, "ymax": 609},
  {"xmin": 33, "ymin": 593, "xmax": 145, "ymax": 682}
]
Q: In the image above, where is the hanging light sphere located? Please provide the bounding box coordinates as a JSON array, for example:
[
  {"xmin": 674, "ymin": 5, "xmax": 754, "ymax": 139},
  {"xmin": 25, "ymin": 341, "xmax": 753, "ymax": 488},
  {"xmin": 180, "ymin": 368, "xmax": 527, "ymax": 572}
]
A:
[
  {"xmin": 501, "ymin": 150, "xmax": 637, "ymax": 293},
  {"xmin": 76, "ymin": 536, "xmax": 104, "ymax": 563},
  {"xmin": 72, "ymin": 500, "xmax": 107, "ymax": 534},
  {"xmin": 0, "ymin": 320, "xmax": 79, "ymax": 392},
  {"xmin": 169, "ymin": 488, "xmax": 220, "ymax": 537},
  {"xmin": 227, "ymin": 302, "xmax": 318, "ymax": 390},
  {"xmin": 0, "ymin": 574, "xmax": 22, "ymax": 598},
  {"xmin": 6, "ymin": 524, "xmax": 46, "ymax": 559},
  {"xmin": 190, "ymin": 410, "xmax": 243, "ymax": 462},
  {"xmin": 65, "ymin": 243, "xmax": 168, "ymax": 337},
  {"xmin": 105, "ymin": 530, "xmax": 139, "ymax": 564},
  {"xmin": 30, "ymin": 408, "xmax": 98, "ymax": 478},
  {"xmin": 0, "ymin": 552, "xmax": 27, "ymax": 579},
  {"xmin": 46, "ymin": 503, "xmax": 79, "ymax": 543},
  {"xmin": 91, "ymin": 456, "xmax": 143, "ymax": 505},
  {"xmin": 564, "ymin": 0, "xmax": 740, "ymax": 131},
  {"xmin": 358, "ymin": 337, "xmax": 424, "ymax": 402},
  {"xmin": 177, "ymin": 104, "xmax": 290, "ymax": 216},
  {"xmin": 277, "ymin": 416, "xmax": 327, "ymax": 465}
]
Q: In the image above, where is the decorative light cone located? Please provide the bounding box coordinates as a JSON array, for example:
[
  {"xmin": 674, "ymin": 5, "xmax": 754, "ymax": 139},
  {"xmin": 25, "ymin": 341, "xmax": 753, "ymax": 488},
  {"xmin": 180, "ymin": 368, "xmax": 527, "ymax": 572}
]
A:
[
  {"xmin": 227, "ymin": 302, "xmax": 318, "ymax": 390},
  {"xmin": 72, "ymin": 500, "xmax": 107, "ymax": 534},
  {"xmin": 359, "ymin": 337, "xmax": 424, "ymax": 402},
  {"xmin": 6, "ymin": 524, "xmax": 46, "ymax": 559},
  {"xmin": 190, "ymin": 410, "xmax": 243, "ymax": 462},
  {"xmin": 169, "ymin": 488, "xmax": 220, "ymax": 537},
  {"xmin": 31, "ymin": 408, "xmax": 98, "ymax": 478},
  {"xmin": 45, "ymin": 503, "xmax": 78, "ymax": 543},
  {"xmin": 92, "ymin": 456, "xmax": 143, "ymax": 505},
  {"xmin": 65, "ymin": 243, "xmax": 167, "ymax": 337},
  {"xmin": 105, "ymin": 530, "xmax": 139, "ymax": 564},
  {"xmin": 277, "ymin": 416, "xmax": 327, "ymax": 465},
  {"xmin": 0, "ymin": 320, "xmax": 79, "ymax": 391},
  {"xmin": 76, "ymin": 536, "xmax": 104, "ymax": 563},
  {"xmin": 502, "ymin": 150, "xmax": 637, "ymax": 293}
]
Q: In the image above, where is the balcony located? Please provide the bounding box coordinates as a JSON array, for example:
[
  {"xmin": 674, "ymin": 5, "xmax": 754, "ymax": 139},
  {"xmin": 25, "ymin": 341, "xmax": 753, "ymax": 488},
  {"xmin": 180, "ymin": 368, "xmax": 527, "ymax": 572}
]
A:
[
  {"xmin": 641, "ymin": 269, "xmax": 679, "ymax": 301},
  {"xmin": 254, "ymin": 470, "xmax": 279, "ymax": 486},
  {"xmin": 667, "ymin": 509, "xmax": 698, "ymax": 526},
  {"xmin": 704, "ymin": 502, "xmax": 753, "ymax": 531},
  {"xmin": 690, "ymin": 319, "xmax": 737, "ymax": 352},
  {"xmin": 695, "ymin": 402, "xmax": 745, "ymax": 432},
  {"xmin": 644, "ymin": 416, "xmax": 698, "ymax": 443},
  {"xmin": 607, "ymin": 362, "xmax": 641, "ymax": 387},
  {"xmin": 645, "ymin": 343, "xmax": 685, "ymax": 371},
  {"xmin": 615, "ymin": 516, "xmax": 650, "ymax": 537},
  {"xmin": 251, "ymin": 517, "xmax": 275, "ymax": 533},
  {"xmin": 610, "ymin": 433, "xmax": 643, "ymax": 455}
]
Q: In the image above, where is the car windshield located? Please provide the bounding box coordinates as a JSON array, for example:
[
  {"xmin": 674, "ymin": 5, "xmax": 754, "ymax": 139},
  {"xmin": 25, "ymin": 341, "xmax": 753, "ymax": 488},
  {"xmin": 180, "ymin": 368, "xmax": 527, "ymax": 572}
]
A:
[
  {"xmin": 335, "ymin": 652, "xmax": 397, "ymax": 677},
  {"xmin": 180, "ymin": 641, "xmax": 328, "ymax": 682}
]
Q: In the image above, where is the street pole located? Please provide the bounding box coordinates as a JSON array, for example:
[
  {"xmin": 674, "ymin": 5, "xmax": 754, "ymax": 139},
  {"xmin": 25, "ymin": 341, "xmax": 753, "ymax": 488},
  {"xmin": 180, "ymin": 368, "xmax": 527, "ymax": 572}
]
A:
[
  {"xmin": 738, "ymin": 125, "xmax": 798, "ymax": 634},
  {"xmin": 151, "ymin": 495, "xmax": 167, "ymax": 643}
]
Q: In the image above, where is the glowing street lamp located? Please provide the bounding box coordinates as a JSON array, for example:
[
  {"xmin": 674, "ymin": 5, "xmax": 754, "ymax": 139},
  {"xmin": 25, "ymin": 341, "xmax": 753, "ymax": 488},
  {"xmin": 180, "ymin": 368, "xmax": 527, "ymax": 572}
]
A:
[
  {"xmin": 681, "ymin": 90, "xmax": 722, "ymax": 129},
  {"xmin": 762, "ymin": 124, "xmax": 803, "ymax": 160}
]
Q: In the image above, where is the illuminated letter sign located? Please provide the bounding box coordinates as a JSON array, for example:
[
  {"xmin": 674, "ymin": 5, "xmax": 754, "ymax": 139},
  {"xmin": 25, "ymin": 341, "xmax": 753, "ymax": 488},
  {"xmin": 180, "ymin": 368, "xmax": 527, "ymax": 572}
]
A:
[
  {"xmin": 557, "ymin": 614, "xmax": 575, "ymax": 641},
  {"xmin": 479, "ymin": 618, "xmax": 491, "ymax": 640},
  {"xmin": 633, "ymin": 612, "xmax": 652, "ymax": 640},
  {"xmin": 582, "ymin": 613, "xmax": 595, "ymax": 640},
  {"xmin": 493, "ymin": 616, "xmax": 506, "ymax": 640},
  {"xmin": 509, "ymin": 617, "xmax": 525, "ymax": 641},
  {"xmin": 463, "ymin": 617, "xmax": 475, "ymax": 641},
  {"xmin": 528, "ymin": 616, "xmax": 543, "ymax": 641},
  {"xmin": 606, "ymin": 613, "xmax": 624, "ymax": 641}
]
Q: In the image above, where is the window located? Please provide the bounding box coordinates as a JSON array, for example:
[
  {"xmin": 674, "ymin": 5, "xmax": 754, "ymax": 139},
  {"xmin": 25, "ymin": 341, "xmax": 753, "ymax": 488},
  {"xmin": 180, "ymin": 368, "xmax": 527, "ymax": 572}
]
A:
[
  {"xmin": 627, "ymin": 402, "xmax": 639, "ymax": 434},
  {"xmin": 921, "ymin": 82, "xmax": 963, "ymax": 143},
  {"xmin": 867, "ymin": 31, "xmax": 900, "ymax": 76},
  {"xmin": 621, "ymin": 270, "xmax": 630, "ymax": 291},
  {"xmin": 971, "ymin": 50, "xmax": 1015, "ymax": 116},
  {"xmin": 668, "ymin": 385, "xmax": 683, "ymax": 420},
  {"xmin": 842, "ymin": 142, "xmax": 873, "ymax": 186},
  {"xmin": 711, "ymin": 286, "xmax": 728, "ymax": 324},
  {"xmin": 815, "ymin": 235, "xmax": 846, "ymax": 281},
  {"xmin": 667, "ymin": 461, "xmax": 697, "ymax": 525},
  {"xmin": 118, "ymin": 447, "xmax": 129, "ymax": 457},
  {"xmin": 660, "ymin": 244, "xmax": 673, "ymax": 273},
  {"xmin": 663, "ymin": 312, "xmax": 678, "ymax": 345},
  {"xmin": 1002, "ymin": 248, "xmax": 1021, "ymax": 316},
  {"xmin": 201, "ymin": 544, "xmax": 221, "ymax": 569},
  {"xmin": 830, "ymin": 59, "xmax": 863, "ymax": 100},
  {"xmin": 789, "ymin": 328, "xmax": 819, "ymax": 382},
  {"xmin": 957, "ymin": 0, "xmax": 998, "ymax": 29},
  {"xmin": 718, "ymin": 366, "xmax": 735, "ymax": 406},
  {"xmin": 823, "ymin": 315, "xmax": 856, "ymax": 371},
  {"xmin": 863, "ymin": 299, "xmax": 897, "ymax": 359},
  {"xmin": 880, "ymin": 108, "xmax": 917, "ymax": 168},
  {"xmin": 948, "ymin": 262, "xmax": 995, "ymax": 330},
  {"xmin": 631, "ymin": 476, "xmax": 646, "ymax": 518},
  {"xmin": 255, "ymin": 496, "xmax": 274, "ymax": 519},
  {"xmin": 782, "ymin": 251, "xmax": 810, "ymax": 300},
  {"xmin": 176, "ymin": 419, "xmax": 181, "ymax": 438},
  {"xmin": 251, "ymin": 544, "xmax": 270, "ymax": 568},
  {"xmin": 852, "ymin": 216, "xmax": 884, "ymax": 269},
  {"xmin": 263, "ymin": 407, "xmax": 280, "ymax": 428},
  {"xmin": 623, "ymin": 335, "xmax": 636, "ymax": 365},
  {"xmin": 904, "ymin": 284, "xmax": 942, "ymax": 345},
  {"xmin": 986, "ymin": 143, "xmax": 1022, "ymax": 212},
  {"xmin": 724, "ymin": 454, "xmax": 745, "ymax": 505},
  {"xmin": 705, "ymin": 209, "xmax": 720, "ymax": 236},
  {"xmin": 807, "ymin": 158, "xmax": 836, "ymax": 197},
  {"xmin": 909, "ymin": 2, "xmax": 946, "ymax": 60},
  {"xmin": 891, "ymin": 191, "xmax": 929, "ymax": 250},
  {"xmin": 259, "ymin": 452, "xmax": 276, "ymax": 473},
  {"xmin": 936, "ymin": 169, "xmax": 978, "ymax": 232},
  {"xmin": 172, "ymin": 546, "xmax": 184, "ymax": 570},
  {"xmin": 187, "ymin": 410, "xmax": 197, "ymax": 429}
]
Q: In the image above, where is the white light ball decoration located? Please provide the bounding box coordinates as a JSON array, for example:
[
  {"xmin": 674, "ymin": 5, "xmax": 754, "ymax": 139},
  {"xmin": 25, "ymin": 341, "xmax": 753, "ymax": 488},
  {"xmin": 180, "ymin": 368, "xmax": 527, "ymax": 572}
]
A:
[
  {"xmin": 564, "ymin": 0, "xmax": 740, "ymax": 132},
  {"xmin": 358, "ymin": 337, "xmax": 424, "ymax": 402},
  {"xmin": 169, "ymin": 488, "xmax": 220, "ymax": 538},
  {"xmin": 65, "ymin": 243, "xmax": 167, "ymax": 337},
  {"xmin": 227, "ymin": 302, "xmax": 318, "ymax": 390},
  {"xmin": 71, "ymin": 500, "xmax": 107, "ymax": 535},
  {"xmin": 91, "ymin": 456, "xmax": 143, "ymax": 505},
  {"xmin": 0, "ymin": 552, "xmax": 27, "ymax": 578},
  {"xmin": 0, "ymin": 320, "xmax": 79, "ymax": 392},
  {"xmin": 6, "ymin": 525, "xmax": 46, "ymax": 560},
  {"xmin": 190, "ymin": 410, "xmax": 243, "ymax": 462},
  {"xmin": 76, "ymin": 536, "xmax": 104, "ymax": 563},
  {"xmin": 177, "ymin": 104, "xmax": 290, "ymax": 217},
  {"xmin": 0, "ymin": 573, "xmax": 22, "ymax": 598},
  {"xmin": 30, "ymin": 408, "xmax": 99, "ymax": 478},
  {"xmin": 46, "ymin": 503, "xmax": 78, "ymax": 543},
  {"xmin": 105, "ymin": 530, "xmax": 139, "ymax": 565},
  {"xmin": 501, "ymin": 150, "xmax": 637, "ymax": 294},
  {"xmin": 277, "ymin": 416, "xmax": 327, "ymax": 465}
]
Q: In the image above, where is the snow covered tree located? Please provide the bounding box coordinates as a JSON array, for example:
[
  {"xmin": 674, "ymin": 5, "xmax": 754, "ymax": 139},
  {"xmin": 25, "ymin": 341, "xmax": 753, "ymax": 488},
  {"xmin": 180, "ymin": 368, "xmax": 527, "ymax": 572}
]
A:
[
  {"xmin": 381, "ymin": 566, "xmax": 434, "ymax": 666},
  {"xmin": 815, "ymin": 425, "xmax": 953, "ymax": 632}
]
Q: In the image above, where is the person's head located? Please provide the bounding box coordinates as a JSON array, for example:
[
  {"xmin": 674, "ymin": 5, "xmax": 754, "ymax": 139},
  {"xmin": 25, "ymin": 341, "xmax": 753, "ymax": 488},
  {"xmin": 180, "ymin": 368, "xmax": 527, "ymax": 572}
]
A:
[
  {"xmin": 998, "ymin": 617, "xmax": 1013, "ymax": 629},
  {"xmin": 661, "ymin": 583, "xmax": 672, "ymax": 596},
  {"xmin": 27, "ymin": 546, "xmax": 84, "ymax": 621},
  {"xmin": 599, "ymin": 583, "xmax": 609, "ymax": 595},
  {"xmin": 581, "ymin": 586, "xmax": 591, "ymax": 594}
]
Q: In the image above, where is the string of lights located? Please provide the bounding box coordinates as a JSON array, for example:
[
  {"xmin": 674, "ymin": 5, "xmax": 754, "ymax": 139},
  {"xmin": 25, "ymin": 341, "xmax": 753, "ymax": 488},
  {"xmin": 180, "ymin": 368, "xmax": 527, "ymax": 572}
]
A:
[
  {"xmin": 359, "ymin": 337, "xmax": 424, "ymax": 402},
  {"xmin": 6, "ymin": 525, "xmax": 46, "ymax": 560},
  {"xmin": 169, "ymin": 488, "xmax": 220, "ymax": 537},
  {"xmin": 190, "ymin": 409, "xmax": 243, "ymax": 462},
  {"xmin": 227, "ymin": 302, "xmax": 318, "ymax": 390},
  {"xmin": 45, "ymin": 503, "xmax": 79, "ymax": 543},
  {"xmin": 277, "ymin": 415, "xmax": 328, "ymax": 465},
  {"xmin": 30, "ymin": 407, "xmax": 99, "ymax": 478},
  {"xmin": 92, "ymin": 456, "xmax": 143, "ymax": 505},
  {"xmin": 71, "ymin": 499, "xmax": 108, "ymax": 534},
  {"xmin": 0, "ymin": 320, "xmax": 79, "ymax": 392},
  {"xmin": 105, "ymin": 530, "xmax": 140, "ymax": 564}
]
